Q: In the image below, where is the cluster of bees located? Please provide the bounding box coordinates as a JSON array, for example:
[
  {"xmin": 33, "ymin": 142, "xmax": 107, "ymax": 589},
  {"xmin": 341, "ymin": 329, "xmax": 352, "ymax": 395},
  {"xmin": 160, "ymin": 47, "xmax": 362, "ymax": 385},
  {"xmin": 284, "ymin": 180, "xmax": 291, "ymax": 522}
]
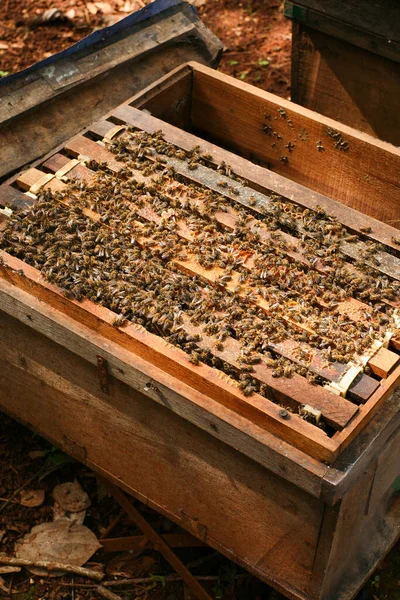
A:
[{"xmin": 1, "ymin": 127, "xmax": 399, "ymax": 422}]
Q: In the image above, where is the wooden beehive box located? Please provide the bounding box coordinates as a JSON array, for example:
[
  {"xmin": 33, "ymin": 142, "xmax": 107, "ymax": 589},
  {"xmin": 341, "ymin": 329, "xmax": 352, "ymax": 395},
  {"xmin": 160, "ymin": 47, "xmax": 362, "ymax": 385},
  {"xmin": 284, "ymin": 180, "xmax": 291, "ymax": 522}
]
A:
[
  {"xmin": 285, "ymin": 0, "xmax": 400, "ymax": 146},
  {"xmin": 1, "ymin": 62, "xmax": 400, "ymax": 600}
]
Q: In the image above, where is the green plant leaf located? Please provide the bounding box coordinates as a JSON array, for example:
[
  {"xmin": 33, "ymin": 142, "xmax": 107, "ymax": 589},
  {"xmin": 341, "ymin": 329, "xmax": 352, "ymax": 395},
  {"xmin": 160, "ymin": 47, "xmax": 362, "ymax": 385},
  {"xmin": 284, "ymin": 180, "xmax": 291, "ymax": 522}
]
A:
[
  {"xmin": 239, "ymin": 70, "xmax": 249, "ymax": 81},
  {"xmin": 212, "ymin": 584, "xmax": 224, "ymax": 599},
  {"xmin": 0, "ymin": 71, "xmax": 9, "ymax": 78},
  {"xmin": 38, "ymin": 451, "xmax": 76, "ymax": 481},
  {"xmin": 228, "ymin": 60, "xmax": 239, "ymax": 66},
  {"xmin": 258, "ymin": 59, "xmax": 270, "ymax": 67},
  {"xmin": 392, "ymin": 475, "xmax": 400, "ymax": 491},
  {"xmin": 150, "ymin": 574, "xmax": 166, "ymax": 588}
]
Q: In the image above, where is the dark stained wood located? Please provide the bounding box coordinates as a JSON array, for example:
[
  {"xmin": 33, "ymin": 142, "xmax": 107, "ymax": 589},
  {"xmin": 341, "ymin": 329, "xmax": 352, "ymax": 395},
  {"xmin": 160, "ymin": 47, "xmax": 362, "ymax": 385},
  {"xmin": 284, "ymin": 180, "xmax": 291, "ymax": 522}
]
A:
[
  {"xmin": 190, "ymin": 63, "xmax": 400, "ymax": 227},
  {"xmin": 332, "ymin": 366, "xmax": 400, "ymax": 459},
  {"xmin": 286, "ymin": 0, "xmax": 400, "ymax": 47},
  {"xmin": 322, "ymin": 390, "xmax": 400, "ymax": 505},
  {"xmin": 285, "ymin": 2, "xmax": 400, "ymax": 64},
  {"xmin": 291, "ymin": 24, "xmax": 400, "ymax": 147},
  {"xmin": 101, "ymin": 533, "xmax": 206, "ymax": 553},
  {"xmin": 0, "ymin": 184, "xmax": 35, "ymax": 209},
  {"xmin": 309, "ymin": 436, "xmax": 400, "ymax": 599},
  {"xmin": 41, "ymin": 154, "xmax": 91, "ymax": 181},
  {"xmin": 347, "ymin": 373, "xmax": 380, "ymax": 404}
]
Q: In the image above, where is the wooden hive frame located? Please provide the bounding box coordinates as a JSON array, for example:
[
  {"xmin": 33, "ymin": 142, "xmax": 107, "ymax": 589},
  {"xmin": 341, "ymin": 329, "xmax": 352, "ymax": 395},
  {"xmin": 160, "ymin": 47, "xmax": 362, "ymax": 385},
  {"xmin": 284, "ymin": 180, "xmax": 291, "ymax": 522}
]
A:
[
  {"xmin": 1, "ymin": 62, "xmax": 400, "ymax": 600},
  {"xmin": 1, "ymin": 62, "xmax": 400, "ymax": 466}
]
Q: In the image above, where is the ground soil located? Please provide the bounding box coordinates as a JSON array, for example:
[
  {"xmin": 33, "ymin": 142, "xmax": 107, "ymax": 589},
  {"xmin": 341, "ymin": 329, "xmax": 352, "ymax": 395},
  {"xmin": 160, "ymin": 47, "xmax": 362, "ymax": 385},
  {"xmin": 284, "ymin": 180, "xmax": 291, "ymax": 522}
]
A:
[
  {"xmin": 0, "ymin": 0, "xmax": 291, "ymax": 98},
  {"xmin": 0, "ymin": 0, "xmax": 398, "ymax": 598}
]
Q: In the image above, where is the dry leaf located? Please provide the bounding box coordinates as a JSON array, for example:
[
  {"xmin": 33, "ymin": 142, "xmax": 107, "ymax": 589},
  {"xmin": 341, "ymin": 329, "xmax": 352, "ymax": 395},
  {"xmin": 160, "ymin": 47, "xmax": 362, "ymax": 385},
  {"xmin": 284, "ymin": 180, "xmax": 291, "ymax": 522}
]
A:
[
  {"xmin": 94, "ymin": 2, "xmax": 114, "ymax": 14},
  {"xmin": 53, "ymin": 501, "xmax": 85, "ymax": 525},
  {"xmin": 0, "ymin": 42, "xmax": 8, "ymax": 51},
  {"xmin": 28, "ymin": 450, "xmax": 47, "ymax": 460},
  {"xmin": 101, "ymin": 14, "xmax": 124, "ymax": 25},
  {"xmin": 0, "ymin": 566, "xmax": 21, "ymax": 574},
  {"xmin": 0, "ymin": 530, "xmax": 6, "ymax": 543},
  {"xmin": 121, "ymin": 1, "xmax": 133, "ymax": 12},
  {"xmin": 20, "ymin": 489, "xmax": 45, "ymax": 508},
  {"xmin": 65, "ymin": 8, "xmax": 76, "ymax": 19},
  {"xmin": 106, "ymin": 554, "xmax": 156, "ymax": 578},
  {"xmin": 86, "ymin": 2, "xmax": 98, "ymax": 14},
  {"xmin": 53, "ymin": 481, "xmax": 90, "ymax": 513},
  {"xmin": 16, "ymin": 521, "xmax": 101, "ymax": 576}
]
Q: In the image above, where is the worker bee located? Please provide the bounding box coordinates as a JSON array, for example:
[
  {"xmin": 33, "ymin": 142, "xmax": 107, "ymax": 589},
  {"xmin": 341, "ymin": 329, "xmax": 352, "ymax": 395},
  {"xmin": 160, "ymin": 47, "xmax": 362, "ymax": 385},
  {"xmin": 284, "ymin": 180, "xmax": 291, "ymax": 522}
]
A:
[
  {"xmin": 4, "ymin": 123, "xmax": 399, "ymax": 435},
  {"xmin": 189, "ymin": 351, "xmax": 200, "ymax": 365},
  {"xmin": 112, "ymin": 315, "xmax": 127, "ymax": 328}
]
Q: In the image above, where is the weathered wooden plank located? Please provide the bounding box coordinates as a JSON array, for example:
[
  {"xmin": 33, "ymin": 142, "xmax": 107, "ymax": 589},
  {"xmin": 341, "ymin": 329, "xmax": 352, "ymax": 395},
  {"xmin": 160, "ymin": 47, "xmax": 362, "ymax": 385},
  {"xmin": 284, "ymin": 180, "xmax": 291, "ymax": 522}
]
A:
[
  {"xmin": 285, "ymin": 0, "xmax": 400, "ymax": 45},
  {"xmin": 346, "ymin": 373, "xmax": 381, "ymax": 404},
  {"xmin": 0, "ymin": 313, "xmax": 323, "ymax": 596},
  {"xmin": 190, "ymin": 62, "xmax": 400, "ymax": 228},
  {"xmin": 111, "ymin": 102, "xmax": 400, "ymax": 251},
  {"xmin": 333, "ymin": 363, "xmax": 400, "ymax": 456},
  {"xmin": 181, "ymin": 316, "xmax": 358, "ymax": 430},
  {"xmin": 0, "ymin": 5, "xmax": 222, "ymax": 178},
  {"xmin": 93, "ymin": 114, "xmax": 400, "ymax": 282},
  {"xmin": 0, "ymin": 184, "xmax": 35, "ymax": 210},
  {"xmin": 63, "ymin": 137, "xmax": 123, "ymax": 172},
  {"xmin": 31, "ymin": 152, "xmax": 362, "ymax": 388},
  {"xmin": 311, "ymin": 455, "xmax": 400, "ymax": 599},
  {"xmin": 286, "ymin": 3, "xmax": 400, "ymax": 65},
  {"xmin": 42, "ymin": 154, "xmax": 92, "ymax": 181},
  {"xmin": 132, "ymin": 65, "xmax": 193, "ymax": 130},
  {"xmin": 321, "ymin": 388, "xmax": 400, "ymax": 504},
  {"xmin": 0, "ymin": 280, "xmax": 328, "ymax": 497},
  {"xmin": 0, "ymin": 253, "xmax": 337, "ymax": 462}
]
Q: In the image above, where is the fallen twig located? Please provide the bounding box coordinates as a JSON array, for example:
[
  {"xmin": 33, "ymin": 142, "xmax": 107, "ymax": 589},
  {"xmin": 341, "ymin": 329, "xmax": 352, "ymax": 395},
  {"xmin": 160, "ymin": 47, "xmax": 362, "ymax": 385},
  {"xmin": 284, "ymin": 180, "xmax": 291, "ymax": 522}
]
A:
[
  {"xmin": 102, "ymin": 480, "xmax": 213, "ymax": 600},
  {"xmin": 0, "ymin": 557, "xmax": 103, "ymax": 582},
  {"xmin": 96, "ymin": 585, "xmax": 123, "ymax": 600},
  {"xmin": 61, "ymin": 574, "xmax": 247, "ymax": 590}
]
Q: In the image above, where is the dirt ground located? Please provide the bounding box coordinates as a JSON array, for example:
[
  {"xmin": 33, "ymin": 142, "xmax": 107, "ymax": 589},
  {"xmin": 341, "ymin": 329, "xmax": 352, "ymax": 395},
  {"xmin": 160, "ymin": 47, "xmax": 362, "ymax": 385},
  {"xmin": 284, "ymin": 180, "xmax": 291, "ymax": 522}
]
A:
[
  {"xmin": 0, "ymin": 0, "xmax": 398, "ymax": 598},
  {"xmin": 0, "ymin": 417, "xmax": 398, "ymax": 600},
  {"xmin": 0, "ymin": 0, "xmax": 291, "ymax": 98}
]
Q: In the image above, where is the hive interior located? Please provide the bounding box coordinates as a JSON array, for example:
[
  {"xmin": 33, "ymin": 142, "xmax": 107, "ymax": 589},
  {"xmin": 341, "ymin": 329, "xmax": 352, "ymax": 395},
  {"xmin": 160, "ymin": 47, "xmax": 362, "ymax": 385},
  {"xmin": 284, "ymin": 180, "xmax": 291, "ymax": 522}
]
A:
[{"xmin": 1, "ymin": 126, "xmax": 400, "ymax": 433}]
